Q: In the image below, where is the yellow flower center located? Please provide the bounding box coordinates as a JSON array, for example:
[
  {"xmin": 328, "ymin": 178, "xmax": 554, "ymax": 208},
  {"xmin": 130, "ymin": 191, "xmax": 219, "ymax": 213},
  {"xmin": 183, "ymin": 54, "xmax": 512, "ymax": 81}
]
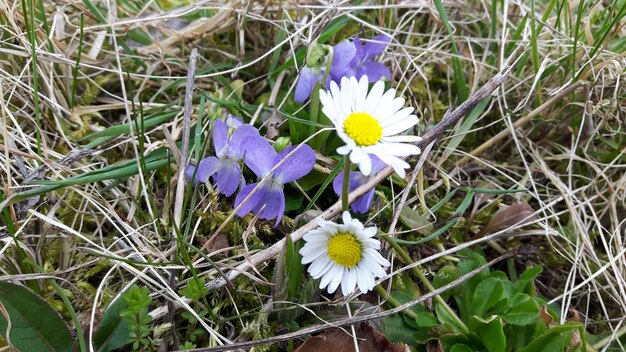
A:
[
  {"xmin": 343, "ymin": 112, "xmax": 383, "ymax": 146},
  {"xmin": 327, "ymin": 233, "xmax": 362, "ymax": 268}
]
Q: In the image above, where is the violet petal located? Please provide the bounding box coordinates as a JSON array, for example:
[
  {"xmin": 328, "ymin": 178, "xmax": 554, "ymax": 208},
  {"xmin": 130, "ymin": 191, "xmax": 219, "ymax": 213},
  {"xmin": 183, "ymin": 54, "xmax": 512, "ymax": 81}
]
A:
[
  {"xmin": 370, "ymin": 154, "xmax": 387, "ymax": 174},
  {"xmin": 257, "ymin": 185, "xmax": 286, "ymax": 226},
  {"xmin": 228, "ymin": 124, "xmax": 261, "ymax": 160},
  {"xmin": 273, "ymin": 144, "xmax": 316, "ymax": 183},
  {"xmin": 363, "ymin": 34, "xmax": 392, "ymax": 60},
  {"xmin": 212, "ymin": 119, "xmax": 228, "ymax": 156},
  {"xmin": 225, "ymin": 115, "xmax": 243, "ymax": 129},
  {"xmin": 215, "ymin": 162, "xmax": 241, "ymax": 197},
  {"xmin": 332, "ymin": 171, "xmax": 364, "ymax": 196},
  {"xmin": 243, "ymin": 137, "xmax": 276, "ymax": 178},
  {"xmin": 351, "ymin": 189, "xmax": 375, "ymax": 213},
  {"xmin": 187, "ymin": 157, "xmax": 221, "ymax": 184},
  {"xmin": 359, "ymin": 61, "xmax": 391, "ymax": 81},
  {"xmin": 294, "ymin": 66, "xmax": 322, "ymax": 103},
  {"xmin": 352, "ymin": 37, "xmax": 365, "ymax": 62},
  {"xmin": 330, "ymin": 42, "xmax": 356, "ymax": 76},
  {"xmin": 234, "ymin": 183, "xmax": 262, "ymax": 217}
]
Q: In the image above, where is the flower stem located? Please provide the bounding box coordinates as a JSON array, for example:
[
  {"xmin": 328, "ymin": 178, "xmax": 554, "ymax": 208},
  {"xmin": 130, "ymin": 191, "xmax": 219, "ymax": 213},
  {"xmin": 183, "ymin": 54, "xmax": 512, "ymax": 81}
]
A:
[
  {"xmin": 381, "ymin": 234, "xmax": 469, "ymax": 334},
  {"xmin": 320, "ymin": 46, "xmax": 333, "ymax": 87},
  {"xmin": 311, "ymin": 46, "xmax": 334, "ymax": 150},
  {"xmin": 341, "ymin": 156, "xmax": 351, "ymax": 211},
  {"xmin": 309, "ymin": 82, "xmax": 321, "ymax": 138},
  {"xmin": 374, "ymin": 284, "xmax": 418, "ymax": 319}
]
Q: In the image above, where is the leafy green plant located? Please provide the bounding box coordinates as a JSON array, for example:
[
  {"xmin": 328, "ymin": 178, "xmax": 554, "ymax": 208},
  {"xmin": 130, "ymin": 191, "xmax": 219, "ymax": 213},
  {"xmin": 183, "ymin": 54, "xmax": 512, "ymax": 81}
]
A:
[
  {"xmin": 384, "ymin": 251, "xmax": 586, "ymax": 351},
  {"xmin": 120, "ymin": 285, "xmax": 153, "ymax": 351},
  {"xmin": 179, "ymin": 277, "xmax": 210, "ymax": 345}
]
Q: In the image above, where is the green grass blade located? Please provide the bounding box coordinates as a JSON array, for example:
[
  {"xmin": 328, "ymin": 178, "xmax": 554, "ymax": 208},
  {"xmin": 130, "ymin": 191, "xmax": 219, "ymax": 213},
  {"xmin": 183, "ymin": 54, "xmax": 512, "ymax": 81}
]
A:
[
  {"xmin": 80, "ymin": 109, "xmax": 179, "ymax": 142},
  {"xmin": 439, "ymin": 96, "xmax": 491, "ymax": 164},
  {"xmin": 433, "ymin": 0, "xmax": 468, "ymax": 101}
]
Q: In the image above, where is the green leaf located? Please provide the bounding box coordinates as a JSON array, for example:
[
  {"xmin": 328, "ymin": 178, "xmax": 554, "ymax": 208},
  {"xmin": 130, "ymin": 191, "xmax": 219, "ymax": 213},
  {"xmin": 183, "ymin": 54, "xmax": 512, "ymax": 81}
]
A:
[
  {"xmin": 515, "ymin": 266, "xmax": 543, "ymax": 293},
  {"xmin": 0, "ymin": 282, "xmax": 73, "ymax": 352},
  {"xmin": 450, "ymin": 344, "xmax": 475, "ymax": 352},
  {"xmin": 441, "ymin": 332, "xmax": 486, "ymax": 351},
  {"xmin": 472, "ymin": 278, "xmax": 505, "ymax": 317},
  {"xmin": 415, "ymin": 312, "xmax": 439, "ymax": 328},
  {"xmin": 383, "ymin": 313, "xmax": 418, "ymax": 346},
  {"xmin": 285, "ymin": 235, "xmax": 304, "ymax": 300},
  {"xmin": 94, "ymin": 297, "xmax": 131, "ymax": 352},
  {"xmin": 179, "ymin": 278, "xmax": 209, "ymax": 301},
  {"xmin": 518, "ymin": 331, "xmax": 564, "ymax": 352},
  {"xmin": 479, "ymin": 317, "xmax": 506, "ymax": 352},
  {"xmin": 502, "ymin": 293, "xmax": 539, "ymax": 326},
  {"xmin": 399, "ymin": 206, "xmax": 434, "ymax": 235},
  {"xmin": 435, "ymin": 302, "xmax": 464, "ymax": 334}
]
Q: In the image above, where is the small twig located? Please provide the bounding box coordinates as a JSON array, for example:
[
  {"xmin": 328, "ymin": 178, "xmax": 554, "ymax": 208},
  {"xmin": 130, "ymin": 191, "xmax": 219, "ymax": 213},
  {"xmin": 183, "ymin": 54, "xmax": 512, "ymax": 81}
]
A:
[
  {"xmin": 388, "ymin": 141, "xmax": 435, "ymax": 234},
  {"xmin": 175, "ymin": 254, "xmax": 512, "ymax": 352},
  {"xmin": 168, "ymin": 48, "xmax": 198, "ymax": 350},
  {"xmin": 173, "ymin": 48, "xmax": 198, "ymax": 230}
]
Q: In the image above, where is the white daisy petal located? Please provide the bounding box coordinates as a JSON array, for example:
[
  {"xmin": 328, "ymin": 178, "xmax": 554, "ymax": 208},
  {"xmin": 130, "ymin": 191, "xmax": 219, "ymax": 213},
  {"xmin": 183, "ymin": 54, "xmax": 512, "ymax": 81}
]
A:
[
  {"xmin": 327, "ymin": 265, "xmax": 343, "ymax": 293},
  {"xmin": 362, "ymin": 238, "xmax": 381, "ymax": 250},
  {"xmin": 355, "ymin": 265, "xmax": 370, "ymax": 293},
  {"xmin": 340, "ymin": 267, "xmax": 352, "ymax": 296},
  {"xmin": 358, "ymin": 153, "xmax": 372, "ymax": 176},
  {"xmin": 303, "ymin": 229, "xmax": 326, "ymax": 241},
  {"xmin": 349, "ymin": 147, "xmax": 364, "ymax": 165},
  {"xmin": 300, "ymin": 244, "xmax": 327, "ymax": 261},
  {"xmin": 309, "ymin": 256, "xmax": 332, "ymax": 278},
  {"xmin": 383, "ymin": 115, "xmax": 419, "ymax": 135},
  {"xmin": 336, "ymin": 145, "xmax": 351, "ymax": 156},
  {"xmin": 354, "ymin": 75, "xmax": 369, "ymax": 112},
  {"xmin": 382, "ymin": 108, "xmax": 416, "ymax": 128},
  {"xmin": 378, "ymin": 142, "xmax": 422, "ymax": 157},
  {"xmin": 347, "ymin": 268, "xmax": 357, "ymax": 294},
  {"xmin": 372, "ymin": 89, "xmax": 399, "ymax": 117},
  {"xmin": 341, "ymin": 211, "xmax": 351, "ymax": 225},
  {"xmin": 371, "ymin": 152, "xmax": 409, "ymax": 177},
  {"xmin": 365, "ymin": 80, "xmax": 385, "ymax": 113},
  {"xmin": 319, "ymin": 268, "xmax": 334, "ymax": 290},
  {"xmin": 362, "ymin": 227, "xmax": 377, "ymax": 238},
  {"xmin": 381, "ymin": 135, "xmax": 422, "ymax": 143}
]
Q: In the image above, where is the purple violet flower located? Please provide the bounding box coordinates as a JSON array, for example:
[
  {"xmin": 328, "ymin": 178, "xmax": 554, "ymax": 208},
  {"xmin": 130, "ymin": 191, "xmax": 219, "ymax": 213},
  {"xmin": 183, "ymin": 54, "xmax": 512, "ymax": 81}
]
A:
[
  {"xmin": 234, "ymin": 140, "xmax": 316, "ymax": 225},
  {"xmin": 186, "ymin": 117, "xmax": 261, "ymax": 197},
  {"xmin": 332, "ymin": 155, "xmax": 386, "ymax": 213},
  {"xmin": 330, "ymin": 34, "xmax": 392, "ymax": 83},
  {"xmin": 294, "ymin": 42, "xmax": 356, "ymax": 103}
]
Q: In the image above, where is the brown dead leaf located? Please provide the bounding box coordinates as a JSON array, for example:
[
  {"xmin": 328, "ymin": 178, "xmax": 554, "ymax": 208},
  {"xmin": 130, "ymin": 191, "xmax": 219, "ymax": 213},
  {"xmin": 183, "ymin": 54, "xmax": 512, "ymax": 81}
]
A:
[
  {"xmin": 295, "ymin": 323, "xmax": 409, "ymax": 352},
  {"xmin": 264, "ymin": 110, "xmax": 283, "ymax": 139},
  {"xmin": 426, "ymin": 340, "xmax": 443, "ymax": 352},
  {"xmin": 477, "ymin": 202, "xmax": 537, "ymax": 237},
  {"xmin": 201, "ymin": 232, "xmax": 230, "ymax": 257},
  {"xmin": 539, "ymin": 305, "xmax": 554, "ymax": 326}
]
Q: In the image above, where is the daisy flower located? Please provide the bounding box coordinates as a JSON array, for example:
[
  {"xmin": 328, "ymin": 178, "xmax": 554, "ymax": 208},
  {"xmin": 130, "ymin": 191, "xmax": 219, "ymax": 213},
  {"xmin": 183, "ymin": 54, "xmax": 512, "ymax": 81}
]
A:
[
  {"xmin": 319, "ymin": 75, "xmax": 422, "ymax": 178},
  {"xmin": 299, "ymin": 211, "xmax": 390, "ymax": 296}
]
